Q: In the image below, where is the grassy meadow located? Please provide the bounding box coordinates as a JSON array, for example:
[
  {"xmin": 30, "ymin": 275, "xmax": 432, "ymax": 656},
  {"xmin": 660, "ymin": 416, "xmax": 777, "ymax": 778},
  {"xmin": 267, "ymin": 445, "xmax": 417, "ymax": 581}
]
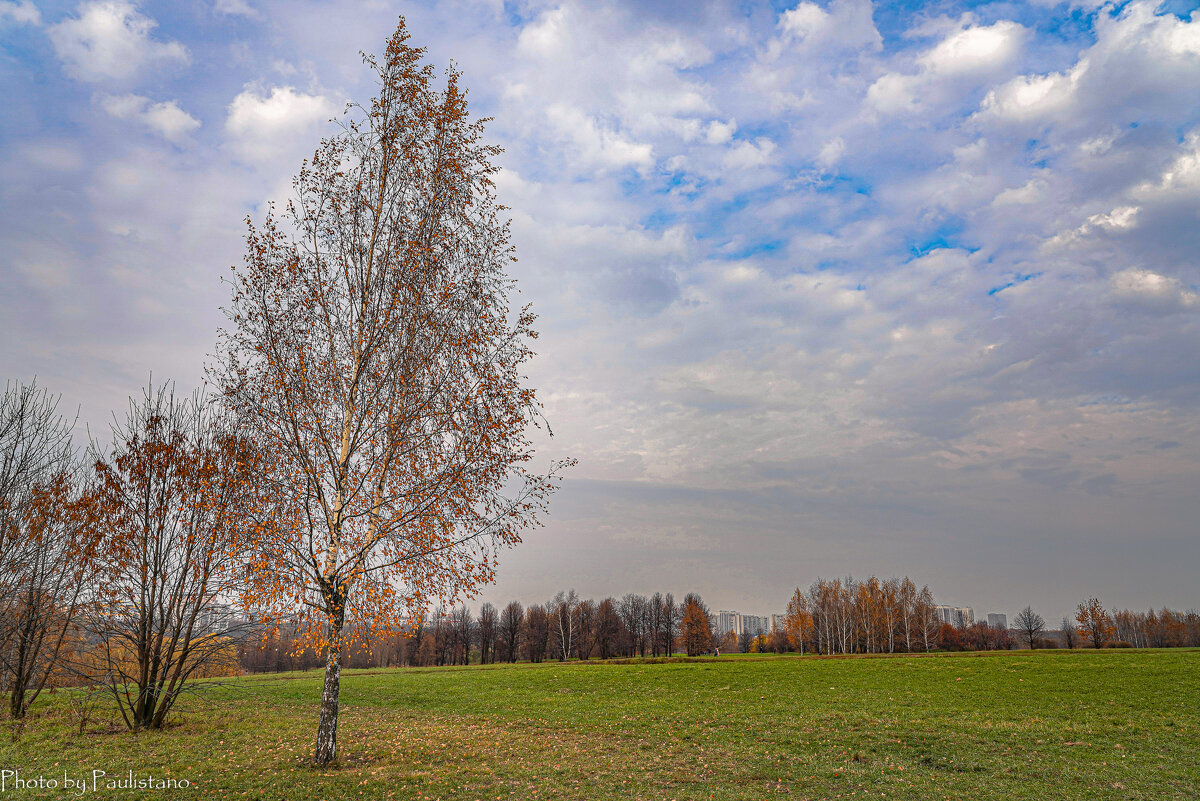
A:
[{"xmin": 1, "ymin": 649, "xmax": 1197, "ymax": 800}]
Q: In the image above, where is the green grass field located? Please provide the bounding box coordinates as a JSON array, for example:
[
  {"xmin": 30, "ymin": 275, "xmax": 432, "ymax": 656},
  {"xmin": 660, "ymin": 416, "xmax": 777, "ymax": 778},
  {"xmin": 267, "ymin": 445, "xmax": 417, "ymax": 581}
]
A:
[{"xmin": 2, "ymin": 649, "xmax": 1197, "ymax": 800}]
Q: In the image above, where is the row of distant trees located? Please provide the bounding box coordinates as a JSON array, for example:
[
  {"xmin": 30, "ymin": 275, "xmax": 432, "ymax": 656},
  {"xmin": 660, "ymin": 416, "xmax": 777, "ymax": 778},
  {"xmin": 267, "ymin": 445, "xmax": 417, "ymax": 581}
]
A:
[
  {"xmin": 237, "ymin": 585, "xmax": 1200, "ymax": 672},
  {"xmin": 475, "ymin": 591, "xmax": 696, "ymax": 663},
  {"xmin": 1109, "ymin": 605, "xmax": 1200, "ymax": 648},
  {"xmin": 240, "ymin": 590, "xmax": 711, "ymax": 671},
  {"xmin": 1013, "ymin": 599, "xmax": 1200, "ymax": 650},
  {"xmin": 236, "ymin": 576, "xmax": 946, "ymax": 670}
]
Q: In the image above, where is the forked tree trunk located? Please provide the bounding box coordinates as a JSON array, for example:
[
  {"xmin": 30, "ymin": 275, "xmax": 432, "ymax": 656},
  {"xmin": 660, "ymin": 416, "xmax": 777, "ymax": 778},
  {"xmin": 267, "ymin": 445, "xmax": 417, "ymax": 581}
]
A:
[{"xmin": 314, "ymin": 622, "xmax": 343, "ymax": 765}]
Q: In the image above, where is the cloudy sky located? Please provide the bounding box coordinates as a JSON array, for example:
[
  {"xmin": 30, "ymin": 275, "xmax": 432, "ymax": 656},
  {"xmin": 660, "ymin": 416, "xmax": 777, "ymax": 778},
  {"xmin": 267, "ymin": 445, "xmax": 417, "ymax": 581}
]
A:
[{"xmin": 3, "ymin": 0, "xmax": 1199, "ymax": 622}]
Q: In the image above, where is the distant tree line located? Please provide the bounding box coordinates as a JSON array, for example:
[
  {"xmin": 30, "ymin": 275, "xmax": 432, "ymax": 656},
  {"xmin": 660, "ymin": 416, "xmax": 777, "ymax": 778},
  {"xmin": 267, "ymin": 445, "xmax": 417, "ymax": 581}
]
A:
[
  {"xmin": 1111, "ymin": 606, "xmax": 1200, "ymax": 648},
  {"xmin": 235, "ymin": 586, "xmax": 1200, "ymax": 672},
  {"xmin": 238, "ymin": 589, "xmax": 707, "ymax": 672},
  {"xmin": 991, "ymin": 599, "xmax": 1200, "ymax": 651},
  {"xmin": 933, "ymin": 622, "xmax": 1014, "ymax": 652},
  {"xmin": 1072, "ymin": 598, "xmax": 1200, "ymax": 649}
]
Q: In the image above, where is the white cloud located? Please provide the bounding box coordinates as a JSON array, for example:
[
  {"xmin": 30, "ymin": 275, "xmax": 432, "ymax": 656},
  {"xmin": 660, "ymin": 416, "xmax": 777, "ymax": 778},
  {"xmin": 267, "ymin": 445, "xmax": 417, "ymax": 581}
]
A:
[
  {"xmin": 919, "ymin": 21, "xmax": 1026, "ymax": 75},
  {"xmin": 516, "ymin": 6, "xmax": 567, "ymax": 59},
  {"xmin": 1046, "ymin": 205, "xmax": 1140, "ymax": 249},
  {"xmin": 100, "ymin": 93, "xmax": 200, "ymax": 142},
  {"xmin": 48, "ymin": 1, "xmax": 188, "ymax": 82},
  {"xmin": 979, "ymin": 67, "xmax": 1080, "ymax": 121},
  {"xmin": 1134, "ymin": 132, "xmax": 1200, "ymax": 198},
  {"xmin": 705, "ymin": 119, "xmax": 737, "ymax": 145},
  {"xmin": 865, "ymin": 72, "xmax": 919, "ymax": 114},
  {"xmin": 224, "ymin": 86, "xmax": 336, "ymax": 165},
  {"xmin": 723, "ymin": 263, "xmax": 761, "ymax": 283},
  {"xmin": 1089, "ymin": 205, "xmax": 1140, "ymax": 232},
  {"xmin": 979, "ymin": 2, "xmax": 1200, "ymax": 127},
  {"xmin": 545, "ymin": 104, "xmax": 654, "ymax": 170},
  {"xmin": 816, "ymin": 137, "xmax": 845, "ymax": 170},
  {"xmin": 0, "ymin": 0, "xmax": 40, "ymax": 25},
  {"xmin": 723, "ymin": 137, "xmax": 776, "ymax": 170},
  {"xmin": 1079, "ymin": 132, "xmax": 1117, "ymax": 157},
  {"xmin": 992, "ymin": 178, "xmax": 1046, "ymax": 206},
  {"xmin": 140, "ymin": 101, "xmax": 200, "ymax": 142},
  {"xmin": 774, "ymin": 0, "xmax": 882, "ymax": 54},
  {"xmin": 868, "ymin": 21, "xmax": 1027, "ymax": 115},
  {"xmin": 98, "ymin": 92, "xmax": 144, "ymax": 118},
  {"xmin": 214, "ymin": 0, "xmax": 258, "ymax": 17},
  {"xmin": 779, "ymin": 2, "xmax": 830, "ymax": 41},
  {"xmin": 1110, "ymin": 268, "xmax": 1198, "ymax": 310},
  {"xmin": 500, "ymin": 2, "xmax": 726, "ymax": 188}
]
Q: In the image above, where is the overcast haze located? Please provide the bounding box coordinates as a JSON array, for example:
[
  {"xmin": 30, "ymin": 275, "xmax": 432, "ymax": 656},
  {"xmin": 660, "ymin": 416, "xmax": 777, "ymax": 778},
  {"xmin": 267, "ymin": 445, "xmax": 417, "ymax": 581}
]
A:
[{"xmin": 2, "ymin": 0, "xmax": 1199, "ymax": 623}]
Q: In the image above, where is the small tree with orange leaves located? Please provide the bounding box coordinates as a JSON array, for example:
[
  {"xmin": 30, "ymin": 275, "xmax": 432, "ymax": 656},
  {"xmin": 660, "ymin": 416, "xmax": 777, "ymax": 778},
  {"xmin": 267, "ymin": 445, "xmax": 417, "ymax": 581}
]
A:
[
  {"xmin": 678, "ymin": 593, "xmax": 713, "ymax": 657},
  {"xmin": 81, "ymin": 383, "xmax": 259, "ymax": 731},
  {"xmin": 784, "ymin": 588, "xmax": 813, "ymax": 655},
  {"xmin": 217, "ymin": 19, "xmax": 568, "ymax": 765},
  {"xmin": 1075, "ymin": 597, "xmax": 1115, "ymax": 649}
]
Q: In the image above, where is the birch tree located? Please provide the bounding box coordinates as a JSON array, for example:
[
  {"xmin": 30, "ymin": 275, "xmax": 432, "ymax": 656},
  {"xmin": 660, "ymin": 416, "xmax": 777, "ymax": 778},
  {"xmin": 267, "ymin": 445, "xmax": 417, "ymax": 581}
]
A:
[
  {"xmin": 218, "ymin": 19, "xmax": 568, "ymax": 764},
  {"xmin": 550, "ymin": 589, "xmax": 578, "ymax": 661}
]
